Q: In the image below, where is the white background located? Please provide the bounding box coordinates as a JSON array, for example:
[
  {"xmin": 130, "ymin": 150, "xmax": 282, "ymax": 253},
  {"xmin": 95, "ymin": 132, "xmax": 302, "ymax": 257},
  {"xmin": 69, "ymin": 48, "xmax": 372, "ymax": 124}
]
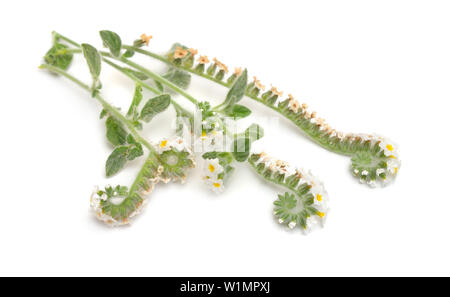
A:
[{"xmin": 1, "ymin": 0, "xmax": 449, "ymax": 276}]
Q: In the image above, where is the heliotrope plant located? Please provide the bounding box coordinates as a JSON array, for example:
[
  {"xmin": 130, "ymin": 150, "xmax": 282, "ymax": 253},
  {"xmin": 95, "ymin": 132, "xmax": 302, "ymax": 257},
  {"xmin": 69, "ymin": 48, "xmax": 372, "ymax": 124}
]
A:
[
  {"xmin": 40, "ymin": 30, "xmax": 400, "ymax": 233},
  {"xmin": 127, "ymin": 39, "xmax": 402, "ymax": 187}
]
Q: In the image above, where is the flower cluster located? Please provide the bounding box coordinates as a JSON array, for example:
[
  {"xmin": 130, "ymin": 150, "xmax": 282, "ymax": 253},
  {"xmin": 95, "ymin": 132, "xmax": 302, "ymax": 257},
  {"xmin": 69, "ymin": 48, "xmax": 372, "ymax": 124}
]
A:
[
  {"xmin": 249, "ymin": 152, "xmax": 330, "ymax": 234},
  {"xmin": 165, "ymin": 43, "xmax": 402, "ymax": 188},
  {"xmin": 202, "ymin": 158, "xmax": 225, "ymax": 193},
  {"xmin": 154, "ymin": 136, "xmax": 196, "ymax": 184},
  {"xmin": 351, "ymin": 134, "xmax": 400, "ymax": 187},
  {"xmin": 90, "ymin": 185, "xmax": 150, "ymax": 226}
]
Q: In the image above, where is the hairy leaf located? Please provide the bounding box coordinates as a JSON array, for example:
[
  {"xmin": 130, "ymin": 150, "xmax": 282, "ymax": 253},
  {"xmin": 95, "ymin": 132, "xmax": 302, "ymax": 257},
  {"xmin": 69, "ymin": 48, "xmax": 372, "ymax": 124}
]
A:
[
  {"xmin": 105, "ymin": 116, "xmax": 128, "ymax": 146},
  {"xmin": 232, "ymin": 137, "xmax": 251, "ymax": 162},
  {"xmin": 224, "ymin": 104, "xmax": 252, "ymax": 119},
  {"xmin": 123, "ymin": 68, "xmax": 149, "ymax": 80},
  {"xmin": 44, "ymin": 43, "xmax": 73, "ymax": 70},
  {"xmin": 126, "ymin": 84, "xmax": 143, "ymax": 118},
  {"xmin": 222, "ymin": 69, "xmax": 248, "ymax": 109},
  {"xmin": 139, "ymin": 94, "xmax": 171, "ymax": 122},
  {"xmin": 99, "ymin": 30, "xmax": 122, "ymax": 57},
  {"xmin": 163, "ymin": 68, "xmax": 191, "ymax": 89},
  {"xmin": 245, "ymin": 123, "xmax": 264, "ymax": 142},
  {"xmin": 105, "ymin": 146, "xmax": 129, "ymax": 177},
  {"xmin": 127, "ymin": 143, "xmax": 143, "ymax": 161},
  {"xmin": 81, "ymin": 43, "xmax": 101, "ymax": 79}
]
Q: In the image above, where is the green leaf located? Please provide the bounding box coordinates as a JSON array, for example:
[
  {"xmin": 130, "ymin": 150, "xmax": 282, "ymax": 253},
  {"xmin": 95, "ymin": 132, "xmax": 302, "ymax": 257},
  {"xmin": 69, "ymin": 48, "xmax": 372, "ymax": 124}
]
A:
[
  {"xmin": 245, "ymin": 123, "xmax": 264, "ymax": 142},
  {"xmin": 99, "ymin": 30, "xmax": 122, "ymax": 57},
  {"xmin": 162, "ymin": 68, "xmax": 191, "ymax": 89},
  {"xmin": 99, "ymin": 109, "xmax": 108, "ymax": 119},
  {"xmin": 139, "ymin": 94, "xmax": 171, "ymax": 122},
  {"xmin": 232, "ymin": 137, "xmax": 251, "ymax": 162},
  {"xmin": 81, "ymin": 43, "xmax": 101, "ymax": 79},
  {"xmin": 154, "ymin": 80, "xmax": 164, "ymax": 92},
  {"xmin": 224, "ymin": 104, "xmax": 252, "ymax": 119},
  {"xmin": 123, "ymin": 49, "xmax": 135, "ymax": 58},
  {"xmin": 44, "ymin": 43, "xmax": 73, "ymax": 70},
  {"xmin": 126, "ymin": 134, "xmax": 137, "ymax": 144},
  {"xmin": 126, "ymin": 84, "xmax": 143, "ymax": 118},
  {"xmin": 105, "ymin": 116, "xmax": 128, "ymax": 146},
  {"xmin": 106, "ymin": 146, "xmax": 129, "ymax": 177},
  {"xmin": 123, "ymin": 68, "xmax": 149, "ymax": 80},
  {"xmin": 127, "ymin": 143, "xmax": 143, "ymax": 161},
  {"xmin": 222, "ymin": 69, "xmax": 248, "ymax": 109}
]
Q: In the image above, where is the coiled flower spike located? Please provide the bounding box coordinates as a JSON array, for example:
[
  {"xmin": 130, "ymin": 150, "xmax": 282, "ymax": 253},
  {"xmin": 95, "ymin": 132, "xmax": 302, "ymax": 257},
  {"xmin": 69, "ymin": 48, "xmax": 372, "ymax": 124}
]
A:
[
  {"xmin": 154, "ymin": 136, "xmax": 196, "ymax": 184},
  {"xmin": 248, "ymin": 152, "xmax": 330, "ymax": 234},
  {"xmin": 161, "ymin": 44, "xmax": 402, "ymax": 187}
]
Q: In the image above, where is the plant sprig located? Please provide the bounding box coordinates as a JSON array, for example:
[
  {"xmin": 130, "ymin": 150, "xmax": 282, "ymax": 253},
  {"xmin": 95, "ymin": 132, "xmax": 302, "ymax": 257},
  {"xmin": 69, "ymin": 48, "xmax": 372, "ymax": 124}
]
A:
[{"xmin": 41, "ymin": 30, "xmax": 400, "ymax": 233}]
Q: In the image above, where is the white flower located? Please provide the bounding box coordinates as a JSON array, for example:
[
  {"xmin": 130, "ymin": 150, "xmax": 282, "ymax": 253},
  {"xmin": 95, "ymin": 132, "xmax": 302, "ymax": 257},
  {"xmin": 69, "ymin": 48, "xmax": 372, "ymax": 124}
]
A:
[
  {"xmin": 203, "ymin": 158, "xmax": 224, "ymax": 178},
  {"xmin": 303, "ymin": 216, "xmax": 320, "ymax": 234},
  {"xmin": 156, "ymin": 139, "xmax": 171, "ymax": 153},
  {"xmin": 194, "ymin": 130, "xmax": 227, "ymax": 153},
  {"xmin": 205, "ymin": 178, "xmax": 225, "ymax": 194},
  {"xmin": 288, "ymin": 221, "xmax": 297, "ymax": 229},
  {"xmin": 378, "ymin": 137, "xmax": 398, "ymax": 158},
  {"xmin": 376, "ymin": 168, "xmax": 385, "ymax": 176},
  {"xmin": 387, "ymin": 158, "xmax": 400, "ymax": 175},
  {"xmin": 288, "ymin": 99, "xmax": 300, "ymax": 113}
]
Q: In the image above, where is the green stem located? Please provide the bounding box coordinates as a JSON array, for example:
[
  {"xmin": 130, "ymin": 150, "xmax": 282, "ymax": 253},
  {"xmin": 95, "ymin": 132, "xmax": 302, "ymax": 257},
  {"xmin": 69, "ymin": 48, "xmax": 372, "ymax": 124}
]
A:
[
  {"xmin": 248, "ymin": 158, "xmax": 298, "ymax": 194},
  {"xmin": 52, "ymin": 31, "xmax": 80, "ymax": 47},
  {"xmin": 122, "ymin": 45, "xmax": 229, "ymax": 88},
  {"xmin": 39, "ymin": 63, "xmax": 154, "ymax": 153},
  {"xmin": 52, "ymin": 32, "xmax": 197, "ymax": 113},
  {"xmin": 123, "ymin": 45, "xmax": 354, "ymax": 156},
  {"xmin": 114, "ymin": 55, "xmax": 199, "ymax": 106},
  {"xmin": 101, "ymin": 57, "xmax": 193, "ymax": 119},
  {"xmin": 128, "ymin": 153, "xmax": 158, "ymax": 194}
]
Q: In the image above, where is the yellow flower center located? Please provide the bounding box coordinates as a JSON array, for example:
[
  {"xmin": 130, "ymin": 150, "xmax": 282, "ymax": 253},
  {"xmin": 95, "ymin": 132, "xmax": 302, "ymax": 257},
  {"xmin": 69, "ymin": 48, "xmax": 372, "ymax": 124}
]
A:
[
  {"xmin": 316, "ymin": 194, "xmax": 322, "ymax": 202},
  {"xmin": 213, "ymin": 183, "xmax": 221, "ymax": 188},
  {"xmin": 389, "ymin": 155, "xmax": 397, "ymax": 159},
  {"xmin": 318, "ymin": 212, "xmax": 325, "ymax": 218},
  {"xmin": 160, "ymin": 140, "xmax": 168, "ymax": 148},
  {"xmin": 395, "ymin": 168, "xmax": 398, "ymax": 174},
  {"xmin": 208, "ymin": 164, "xmax": 215, "ymax": 173},
  {"xmin": 386, "ymin": 144, "xmax": 394, "ymax": 151},
  {"xmin": 202, "ymin": 131, "xmax": 206, "ymax": 137}
]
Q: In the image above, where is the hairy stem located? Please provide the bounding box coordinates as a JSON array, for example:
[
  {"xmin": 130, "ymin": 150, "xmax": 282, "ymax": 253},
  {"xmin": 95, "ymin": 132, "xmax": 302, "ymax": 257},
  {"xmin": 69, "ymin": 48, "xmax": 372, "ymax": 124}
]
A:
[
  {"xmin": 39, "ymin": 63, "xmax": 155, "ymax": 153},
  {"xmin": 122, "ymin": 45, "xmax": 354, "ymax": 156},
  {"xmin": 52, "ymin": 32, "xmax": 199, "ymax": 109},
  {"xmin": 247, "ymin": 157, "xmax": 298, "ymax": 194},
  {"xmin": 101, "ymin": 57, "xmax": 193, "ymax": 119}
]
